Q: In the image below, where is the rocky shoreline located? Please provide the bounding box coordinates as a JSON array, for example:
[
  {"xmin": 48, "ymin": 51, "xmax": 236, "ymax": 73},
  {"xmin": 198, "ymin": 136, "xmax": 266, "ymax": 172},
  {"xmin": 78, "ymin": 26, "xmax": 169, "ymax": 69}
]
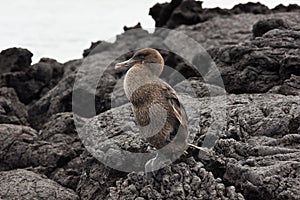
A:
[{"xmin": 0, "ymin": 1, "xmax": 300, "ymax": 199}]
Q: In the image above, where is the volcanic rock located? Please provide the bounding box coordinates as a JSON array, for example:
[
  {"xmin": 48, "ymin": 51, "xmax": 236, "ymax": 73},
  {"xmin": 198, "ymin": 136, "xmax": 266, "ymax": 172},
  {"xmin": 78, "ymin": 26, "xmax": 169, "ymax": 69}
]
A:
[
  {"xmin": 0, "ymin": 57, "xmax": 64, "ymax": 104},
  {"xmin": 107, "ymin": 157, "xmax": 244, "ymax": 200},
  {"xmin": 231, "ymin": 2, "xmax": 270, "ymax": 14},
  {"xmin": 0, "ymin": 87, "xmax": 28, "ymax": 125},
  {"xmin": 0, "ymin": 47, "xmax": 33, "ymax": 74},
  {"xmin": 123, "ymin": 22, "xmax": 142, "ymax": 31},
  {"xmin": 207, "ymin": 28, "xmax": 300, "ymax": 93},
  {"xmin": 0, "ymin": 169, "xmax": 78, "ymax": 200},
  {"xmin": 252, "ymin": 18, "xmax": 290, "ymax": 37},
  {"xmin": 272, "ymin": 4, "xmax": 300, "ymax": 12},
  {"xmin": 268, "ymin": 74, "xmax": 300, "ymax": 96},
  {"xmin": 0, "ymin": 124, "xmax": 77, "ymax": 173}
]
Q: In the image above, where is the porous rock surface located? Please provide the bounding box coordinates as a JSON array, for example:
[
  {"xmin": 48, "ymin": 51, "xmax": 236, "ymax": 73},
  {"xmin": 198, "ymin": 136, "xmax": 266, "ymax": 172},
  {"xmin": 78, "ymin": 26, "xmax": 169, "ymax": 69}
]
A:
[
  {"xmin": 207, "ymin": 28, "xmax": 300, "ymax": 93},
  {"xmin": 0, "ymin": 169, "xmax": 78, "ymax": 200},
  {"xmin": 0, "ymin": 124, "xmax": 77, "ymax": 173},
  {"xmin": 214, "ymin": 94, "xmax": 300, "ymax": 200},
  {"xmin": 107, "ymin": 157, "xmax": 244, "ymax": 200}
]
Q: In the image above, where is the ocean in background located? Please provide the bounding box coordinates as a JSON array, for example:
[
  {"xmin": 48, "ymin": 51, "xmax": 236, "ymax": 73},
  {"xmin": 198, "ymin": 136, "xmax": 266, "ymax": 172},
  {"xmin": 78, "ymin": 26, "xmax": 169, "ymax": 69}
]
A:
[{"xmin": 0, "ymin": 0, "xmax": 298, "ymax": 63}]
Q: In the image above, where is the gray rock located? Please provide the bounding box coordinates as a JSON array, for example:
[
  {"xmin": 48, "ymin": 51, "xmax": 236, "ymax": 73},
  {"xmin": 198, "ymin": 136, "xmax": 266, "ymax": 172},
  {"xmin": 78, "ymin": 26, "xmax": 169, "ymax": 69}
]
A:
[
  {"xmin": 123, "ymin": 22, "xmax": 142, "ymax": 32},
  {"xmin": 149, "ymin": 0, "xmax": 183, "ymax": 28},
  {"xmin": 268, "ymin": 74, "xmax": 300, "ymax": 96},
  {"xmin": 231, "ymin": 2, "xmax": 270, "ymax": 14},
  {"xmin": 83, "ymin": 41, "xmax": 113, "ymax": 57},
  {"xmin": 252, "ymin": 18, "xmax": 290, "ymax": 37},
  {"xmin": 149, "ymin": 0, "xmax": 299, "ymax": 29},
  {"xmin": 39, "ymin": 112, "xmax": 84, "ymax": 190},
  {"xmin": 76, "ymin": 150, "xmax": 127, "ymax": 200},
  {"xmin": 40, "ymin": 112, "xmax": 82, "ymax": 153},
  {"xmin": 272, "ymin": 4, "xmax": 300, "ymax": 13},
  {"xmin": 0, "ymin": 169, "xmax": 78, "ymax": 200},
  {"xmin": 28, "ymin": 72, "xmax": 76, "ymax": 129},
  {"xmin": 176, "ymin": 12, "xmax": 300, "ymax": 50},
  {"xmin": 75, "ymin": 85, "xmax": 228, "ymax": 199},
  {"xmin": 49, "ymin": 156, "xmax": 83, "ymax": 191},
  {"xmin": 174, "ymin": 78, "xmax": 226, "ymax": 98},
  {"xmin": 0, "ymin": 58, "xmax": 64, "ymax": 104},
  {"xmin": 208, "ymin": 93, "xmax": 300, "ymax": 200},
  {"xmin": 0, "ymin": 87, "xmax": 28, "ymax": 125},
  {"xmin": 0, "ymin": 124, "xmax": 77, "ymax": 173},
  {"xmin": 0, "ymin": 47, "xmax": 33, "ymax": 74},
  {"xmin": 107, "ymin": 157, "xmax": 244, "ymax": 200},
  {"xmin": 27, "ymin": 54, "xmax": 117, "ymax": 129},
  {"xmin": 79, "ymin": 88, "xmax": 300, "ymax": 199},
  {"xmin": 208, "ymin": 28, "xmax": 300, "ymax": 93}
]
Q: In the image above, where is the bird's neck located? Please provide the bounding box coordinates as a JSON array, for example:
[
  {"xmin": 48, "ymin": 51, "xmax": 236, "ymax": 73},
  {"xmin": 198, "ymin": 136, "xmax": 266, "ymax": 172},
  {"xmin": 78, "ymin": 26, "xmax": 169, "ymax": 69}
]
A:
[{"xmin": 124, "ymin": 64, "xmax": 159, "ymax": 100}]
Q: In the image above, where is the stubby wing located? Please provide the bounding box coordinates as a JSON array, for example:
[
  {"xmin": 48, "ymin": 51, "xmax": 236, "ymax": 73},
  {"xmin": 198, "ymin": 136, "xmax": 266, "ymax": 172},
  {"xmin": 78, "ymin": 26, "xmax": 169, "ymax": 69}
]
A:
[{"xmin": 162, "ymin": 85, "xmax": 188, "ymax": 131}]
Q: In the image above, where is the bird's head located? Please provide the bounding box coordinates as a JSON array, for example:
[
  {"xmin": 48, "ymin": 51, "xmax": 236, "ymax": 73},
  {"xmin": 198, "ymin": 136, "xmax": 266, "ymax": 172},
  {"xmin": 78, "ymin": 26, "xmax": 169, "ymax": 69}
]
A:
[{"xmin": 115, "ymin": 48, "xmax": 164, "ymax": 76}]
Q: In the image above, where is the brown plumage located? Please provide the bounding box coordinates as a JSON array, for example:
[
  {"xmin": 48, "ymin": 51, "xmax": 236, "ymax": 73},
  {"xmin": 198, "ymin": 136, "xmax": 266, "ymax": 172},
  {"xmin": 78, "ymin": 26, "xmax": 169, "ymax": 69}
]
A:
[{"xmin": 115, "ymin": 48, "xmax": 189, "ymax": 172}]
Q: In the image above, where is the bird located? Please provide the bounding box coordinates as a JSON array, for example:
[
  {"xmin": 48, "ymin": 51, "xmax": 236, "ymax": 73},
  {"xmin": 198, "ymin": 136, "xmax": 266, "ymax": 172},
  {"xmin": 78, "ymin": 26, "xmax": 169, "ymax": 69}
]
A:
[{"xmin": 115, "ymin": 48, "xmax": 204, "ymax": 174}]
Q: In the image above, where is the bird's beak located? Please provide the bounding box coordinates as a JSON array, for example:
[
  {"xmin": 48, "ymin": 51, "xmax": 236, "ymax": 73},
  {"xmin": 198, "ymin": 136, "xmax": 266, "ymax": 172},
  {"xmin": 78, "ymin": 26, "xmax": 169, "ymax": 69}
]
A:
[{"xmin": 115, "ymin": 58, "xmax": 139, "ymax": 69}]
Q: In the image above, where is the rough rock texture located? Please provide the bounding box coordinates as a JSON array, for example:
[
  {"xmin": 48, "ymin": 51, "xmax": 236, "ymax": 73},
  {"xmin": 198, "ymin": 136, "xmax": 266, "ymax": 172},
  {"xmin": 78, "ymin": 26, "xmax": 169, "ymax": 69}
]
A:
[
  {"xmin": 78, "ymin": 90, "xmax": 300, "ymax": 199},
  {"xmin": 0, "ymin": 119, "xmax": 83, "ymax": 191},
  {"xmin": 39, "ymin": 112, "xmax": 84, "ymax": 190},
  {"xmin": 0, "ymin": 87, "xmax": 28, "ymax": 125},
  {"xmin": 75, "ymin": 90, "xmax": 225, "ymax": 199},
  {"xmin": 176, "ymin": 12, "xmax": 300, "ymax": 50},
  {"xmin": 268, "ymin": 75, "xmax": 300, "ymax": 96},
  {"xmin": 40, "ymin": 112, "xmax": 82, "ymax": 153},
  {"xmin": 252, "ymin": 18, "xmax": 290, "ymax": 37},
  {"xmin": 77, "ymin": 151, "xmax": 127, "ymax": 200},
  {"xmin": 0, "ymin": 47, "xmax": 33, "ymax": 74},
  {"xmin": 0, "ymin": 124, "xmax": 77, "ymax": 174},
  {"xmin": 211, "ymin": 94, "xmax": 300, "ymax": 200},
  {"xmin": 102, "ymin": 93, "xmax": 300, "ymax": 200},
  {"xmin": 207, "ymin": 28, "xmax": 300, "ymax": 93},
  {"xmin": 174, "ymin": 78, "xmax": 227, "ymax": 98},
  {"xmin": 0, "ymin": 169, "xmax": 78, "ymax": 200},
  {"xmin": 0, "ymin": 58, "xmax": 64, "ymax": 104},
  {"xmin": 107, "ymin": 157, "xmax": 244, "ymax": 200},
  {"xmin": 27, "ymin": 54, "xmax": 118, "ymax": 129}
]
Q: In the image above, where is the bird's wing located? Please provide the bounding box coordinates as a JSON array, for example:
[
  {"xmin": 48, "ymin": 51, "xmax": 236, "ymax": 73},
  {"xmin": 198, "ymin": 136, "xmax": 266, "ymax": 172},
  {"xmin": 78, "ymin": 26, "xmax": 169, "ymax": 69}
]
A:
[{"xmin": 162, "ymin": 85, "xmax": 188, "ymax": 128}]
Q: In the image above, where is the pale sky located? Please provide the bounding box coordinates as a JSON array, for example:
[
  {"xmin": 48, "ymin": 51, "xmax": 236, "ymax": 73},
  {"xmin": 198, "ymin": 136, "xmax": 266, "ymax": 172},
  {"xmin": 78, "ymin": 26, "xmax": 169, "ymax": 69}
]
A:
[{"xmin": 0, "ymin": 0, "xmax": 298, "ymax": 63}]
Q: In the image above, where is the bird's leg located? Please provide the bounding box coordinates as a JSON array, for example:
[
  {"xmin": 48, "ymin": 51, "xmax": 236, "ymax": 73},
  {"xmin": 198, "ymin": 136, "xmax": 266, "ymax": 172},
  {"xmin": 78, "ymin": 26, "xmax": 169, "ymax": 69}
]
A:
[{"xmin": 144, "ymin": 151, "xmax": 172, "ymax": 179}]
